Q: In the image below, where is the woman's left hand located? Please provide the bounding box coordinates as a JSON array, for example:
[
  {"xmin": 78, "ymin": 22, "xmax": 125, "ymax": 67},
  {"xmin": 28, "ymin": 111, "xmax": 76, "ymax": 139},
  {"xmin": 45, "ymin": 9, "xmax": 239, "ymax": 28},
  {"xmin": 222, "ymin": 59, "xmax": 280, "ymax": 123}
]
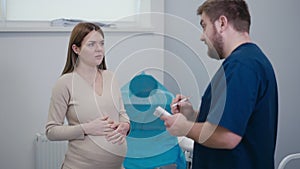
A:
[{"xmin": 106, "ymin": 122, "xmax": 130, "ymax": 144}]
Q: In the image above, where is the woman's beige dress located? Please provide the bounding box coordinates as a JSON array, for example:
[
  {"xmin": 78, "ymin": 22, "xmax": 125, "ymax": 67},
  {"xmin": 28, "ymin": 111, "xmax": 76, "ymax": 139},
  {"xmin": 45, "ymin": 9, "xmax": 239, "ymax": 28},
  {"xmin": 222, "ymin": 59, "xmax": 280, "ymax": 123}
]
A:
[{"xmin": 46, "ymin": 70, "xmax": 129, "ymax": 169}]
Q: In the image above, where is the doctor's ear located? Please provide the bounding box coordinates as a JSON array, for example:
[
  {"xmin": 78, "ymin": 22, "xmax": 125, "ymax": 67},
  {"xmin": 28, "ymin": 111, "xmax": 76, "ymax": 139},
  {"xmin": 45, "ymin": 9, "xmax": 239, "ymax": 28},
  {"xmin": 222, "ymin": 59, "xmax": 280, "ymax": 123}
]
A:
[
  {"xmin": 219, "ymin": 15, "xmax": 228, "ymax": 30},
  {"xmin": 215, "ymin": 15, "xmax": 228, "ymax": 33}
]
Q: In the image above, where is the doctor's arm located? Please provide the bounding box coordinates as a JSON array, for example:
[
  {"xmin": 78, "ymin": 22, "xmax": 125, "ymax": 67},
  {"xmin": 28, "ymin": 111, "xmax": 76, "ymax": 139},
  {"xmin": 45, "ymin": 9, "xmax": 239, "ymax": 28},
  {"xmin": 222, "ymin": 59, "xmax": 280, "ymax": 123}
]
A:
[{"xmin": 161, "ymin": 114, "xmax": 242, "ymax": 149}]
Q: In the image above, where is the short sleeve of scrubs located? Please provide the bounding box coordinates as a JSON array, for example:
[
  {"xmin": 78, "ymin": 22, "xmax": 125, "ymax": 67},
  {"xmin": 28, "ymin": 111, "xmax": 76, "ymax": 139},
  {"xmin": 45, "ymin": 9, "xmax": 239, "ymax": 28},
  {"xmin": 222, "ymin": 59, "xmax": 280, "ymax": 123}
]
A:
[{"xmin": 207, "ymin": 61, "xmax": 259, "ymax": 136}]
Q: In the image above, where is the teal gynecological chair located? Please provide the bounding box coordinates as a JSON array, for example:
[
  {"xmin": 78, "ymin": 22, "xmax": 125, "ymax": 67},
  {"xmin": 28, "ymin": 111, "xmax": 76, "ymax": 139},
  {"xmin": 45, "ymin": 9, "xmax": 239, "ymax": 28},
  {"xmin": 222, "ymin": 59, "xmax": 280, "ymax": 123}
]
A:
[{"xmin": 121, "ymin": 73, "xmax": 186, "ymax": 169}]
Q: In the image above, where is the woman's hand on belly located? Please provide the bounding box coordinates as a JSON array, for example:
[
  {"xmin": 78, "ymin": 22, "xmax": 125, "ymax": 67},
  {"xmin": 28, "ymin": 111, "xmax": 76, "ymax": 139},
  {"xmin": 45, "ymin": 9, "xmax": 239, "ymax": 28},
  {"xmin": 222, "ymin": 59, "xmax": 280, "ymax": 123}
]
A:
[
  {"xmin": 105, "ymin": 122, "xmax": 130, "ymax": 144},
  {"xmin": 81, "ymin": 116, "xmax": 114, "ymax": 136}
]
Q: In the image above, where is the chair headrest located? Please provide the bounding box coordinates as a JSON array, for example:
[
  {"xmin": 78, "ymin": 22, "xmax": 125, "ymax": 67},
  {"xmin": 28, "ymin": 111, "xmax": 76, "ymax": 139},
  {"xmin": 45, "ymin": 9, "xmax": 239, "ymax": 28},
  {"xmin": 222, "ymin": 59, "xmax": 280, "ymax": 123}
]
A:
[{"xmin": 129, "ymin": 74, "xmax": 158, "ymax": 98}]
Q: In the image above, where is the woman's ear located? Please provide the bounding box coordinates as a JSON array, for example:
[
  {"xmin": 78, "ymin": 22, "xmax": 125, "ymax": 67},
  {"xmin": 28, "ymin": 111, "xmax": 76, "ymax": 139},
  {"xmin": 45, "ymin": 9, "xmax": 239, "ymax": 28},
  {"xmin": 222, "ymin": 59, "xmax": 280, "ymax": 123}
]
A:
[{"xmin": 72, "ymin": 44, "xmax": 79, "ymax": 54}]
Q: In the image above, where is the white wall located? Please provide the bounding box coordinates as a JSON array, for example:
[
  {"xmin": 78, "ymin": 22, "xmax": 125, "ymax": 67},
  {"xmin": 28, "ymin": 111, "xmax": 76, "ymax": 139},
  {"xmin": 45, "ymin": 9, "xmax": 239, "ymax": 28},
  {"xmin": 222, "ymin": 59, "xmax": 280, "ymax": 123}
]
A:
[
  {"xmin": 0, "ymin": 32, "xmax": 67, "ymax": 169},
  {"xmin": 164, "ymin": 0, "xmax": 300, "ymax": 169}
]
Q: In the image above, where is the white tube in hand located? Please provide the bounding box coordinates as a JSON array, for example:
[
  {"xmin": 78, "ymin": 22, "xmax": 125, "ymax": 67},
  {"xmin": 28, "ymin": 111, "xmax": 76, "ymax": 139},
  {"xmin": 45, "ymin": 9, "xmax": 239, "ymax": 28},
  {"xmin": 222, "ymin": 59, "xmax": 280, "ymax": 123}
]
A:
[{"xmin": 153, "ymin": 106, "xmax": 171, "ymax": 117}]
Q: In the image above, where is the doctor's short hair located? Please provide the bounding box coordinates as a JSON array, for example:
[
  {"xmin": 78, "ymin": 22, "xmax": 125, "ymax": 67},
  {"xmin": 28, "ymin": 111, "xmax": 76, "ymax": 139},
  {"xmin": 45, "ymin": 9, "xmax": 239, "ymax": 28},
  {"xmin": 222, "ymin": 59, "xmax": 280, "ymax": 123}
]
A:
[{"xmin": 197, "ymin": 0, "xmax": 251, "ymax": 33}]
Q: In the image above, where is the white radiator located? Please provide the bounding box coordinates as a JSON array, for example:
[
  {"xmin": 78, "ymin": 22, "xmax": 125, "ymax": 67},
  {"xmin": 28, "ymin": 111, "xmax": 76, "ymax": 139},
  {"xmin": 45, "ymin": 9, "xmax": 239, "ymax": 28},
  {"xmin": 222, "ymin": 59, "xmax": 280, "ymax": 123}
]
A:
[{"xmin": 34, "ymin": 133, "xmax": 67, "ymax": 169}]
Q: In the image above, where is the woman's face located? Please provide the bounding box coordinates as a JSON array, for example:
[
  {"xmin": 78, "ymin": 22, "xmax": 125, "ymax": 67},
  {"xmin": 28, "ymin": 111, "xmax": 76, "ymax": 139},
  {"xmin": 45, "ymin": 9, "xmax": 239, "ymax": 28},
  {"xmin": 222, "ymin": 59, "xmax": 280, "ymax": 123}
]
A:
[{"xmin": 76, "ymin": 30, "xmax": 105, "ymax": 67}]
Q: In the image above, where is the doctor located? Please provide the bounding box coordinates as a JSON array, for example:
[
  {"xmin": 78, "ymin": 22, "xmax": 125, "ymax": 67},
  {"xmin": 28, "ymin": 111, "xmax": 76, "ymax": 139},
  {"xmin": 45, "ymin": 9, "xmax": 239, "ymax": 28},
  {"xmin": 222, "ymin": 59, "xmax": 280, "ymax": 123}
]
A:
[{"xmin": 161, "ymin": 0, "xmax": 278, "ymax": 169}]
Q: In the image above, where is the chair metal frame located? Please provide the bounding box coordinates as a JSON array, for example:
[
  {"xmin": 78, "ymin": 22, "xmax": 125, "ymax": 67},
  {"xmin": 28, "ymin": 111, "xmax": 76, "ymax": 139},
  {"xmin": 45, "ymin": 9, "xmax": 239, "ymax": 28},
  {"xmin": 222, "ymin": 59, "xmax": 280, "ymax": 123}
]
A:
[{"xmin": 278, "ymin": 153, "xmax": 300, "ymax": 169}]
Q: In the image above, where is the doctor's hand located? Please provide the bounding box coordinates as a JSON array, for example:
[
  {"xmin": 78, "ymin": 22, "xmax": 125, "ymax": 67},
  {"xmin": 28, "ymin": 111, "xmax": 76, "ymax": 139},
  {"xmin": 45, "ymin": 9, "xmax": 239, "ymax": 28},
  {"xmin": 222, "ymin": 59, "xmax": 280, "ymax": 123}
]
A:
[
  {"xmin": 160, "ymin": 113, "xmax": 193, "ymax": 137},
  {"xmin": 81, "ymin": 116, "xmax": 114, "ymax": 136},
  {"xmin": 171, "ymin": 94, "xmax": 196, "ymax": 121}
]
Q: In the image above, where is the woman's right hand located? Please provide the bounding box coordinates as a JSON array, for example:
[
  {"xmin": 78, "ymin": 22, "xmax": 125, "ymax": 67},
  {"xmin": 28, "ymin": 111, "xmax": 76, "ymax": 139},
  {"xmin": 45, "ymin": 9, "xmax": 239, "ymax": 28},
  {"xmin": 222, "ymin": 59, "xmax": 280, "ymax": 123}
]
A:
[{"xmin": 81, "ymin": 116, "xmax": 114, "ymax": 136}]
